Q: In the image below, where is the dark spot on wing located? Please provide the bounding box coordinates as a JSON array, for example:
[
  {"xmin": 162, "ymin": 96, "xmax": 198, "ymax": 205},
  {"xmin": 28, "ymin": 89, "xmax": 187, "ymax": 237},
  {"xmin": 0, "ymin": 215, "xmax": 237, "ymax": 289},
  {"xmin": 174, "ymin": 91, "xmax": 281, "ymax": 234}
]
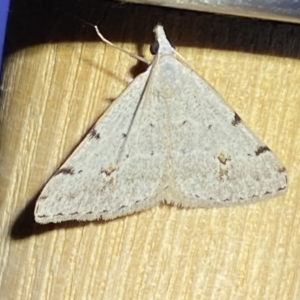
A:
[
  {"xmin": 219, "ymin": 168, "xmax": 229, "ymax": 180},
  {"xmin": 264, "ymin": 191, "xmax": 272, "ymax": 195},
  {"xmin": 39, "ymin": 215, "xmax": 48, "ymax": 218},
  {"xmin": 277, "ymin": 186, "xmax": 286, "ymax": 191},
  {"xmin": 39, "ymin": 195, "xmax": 48, "ymax": 200},
  {"xmin": 89, "ymin": 128, "xmax": 100, "ymax": 140},
  {"xmin": 55, "ymin": 167, "xmax": 74, "ymax": 176},
  {"xmin": 101, "ymin": 164, "xmax": 116, "ymax": 176},
  {"xmin": 218, "ymin": 153, "xmax": 231, "ymax": 165},
  {"xmin": 78, "ymin": 170, "xmax": 82, "ymax": 173},
  {"xmin": 208, "ymin": 124, "xmax": 212, "ymax": 129},
  {"xmin": 89, "ymin": 128, "xmax": 96, "ymax": 138},
  {"xmin": 118, "ymin": 205, "xmax": 127, "ymax": 210},
  {"xmin": 182, "ymin": 120, "xmax": 187, "ymax": 125},
  {"xmin": 232, "ymin": 112, "xmax": 241, "ymax": 126},
  {"xmin": 278, "ymin": 167, "xmax": 286, "ymax": 173},
  {"xmin": 151, "ymin": 151, "xmax": 154, "ymax": 155},
  {"xmin": 150, "ymin": 123, "xmax": 154, "ymax": 127},
  {"xmin": 122, "ymin": 133, "xmax": 127, "ymax": 138},
  {"xmin": 255, "ymin": 146, "xmax": 270, "ymax": 156}
]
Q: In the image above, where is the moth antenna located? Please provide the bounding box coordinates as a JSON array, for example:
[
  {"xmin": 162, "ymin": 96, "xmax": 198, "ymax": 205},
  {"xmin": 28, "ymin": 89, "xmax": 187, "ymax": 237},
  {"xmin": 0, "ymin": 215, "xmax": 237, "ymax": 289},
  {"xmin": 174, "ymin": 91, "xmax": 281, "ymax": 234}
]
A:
[{"xmin": 94, "ymin": 25, "xmax": 151, "ymax": 65}]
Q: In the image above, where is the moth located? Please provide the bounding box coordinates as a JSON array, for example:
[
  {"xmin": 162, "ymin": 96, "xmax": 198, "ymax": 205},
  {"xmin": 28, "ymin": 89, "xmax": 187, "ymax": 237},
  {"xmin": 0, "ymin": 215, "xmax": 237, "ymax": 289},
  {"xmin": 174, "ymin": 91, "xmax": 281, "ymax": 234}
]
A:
[{"xmin": 34, "ymin": 25, "xmax": 287, "ymax": 223}]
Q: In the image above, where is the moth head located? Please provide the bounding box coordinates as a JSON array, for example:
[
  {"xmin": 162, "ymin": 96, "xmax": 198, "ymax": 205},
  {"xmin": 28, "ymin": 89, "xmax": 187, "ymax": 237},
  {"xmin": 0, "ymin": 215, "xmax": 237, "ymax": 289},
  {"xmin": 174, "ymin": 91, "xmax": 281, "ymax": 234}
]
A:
[{"xmin": 152, "ymin": 24, "xmax": 174, "ymax": 55}]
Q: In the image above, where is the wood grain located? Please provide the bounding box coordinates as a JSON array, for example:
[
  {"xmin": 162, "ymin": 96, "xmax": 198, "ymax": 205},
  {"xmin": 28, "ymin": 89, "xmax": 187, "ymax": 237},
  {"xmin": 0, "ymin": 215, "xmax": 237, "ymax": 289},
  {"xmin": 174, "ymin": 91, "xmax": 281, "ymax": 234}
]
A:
[{"xmin": 1, "ymin": 1, "xmax": 299, "ymax": 299}]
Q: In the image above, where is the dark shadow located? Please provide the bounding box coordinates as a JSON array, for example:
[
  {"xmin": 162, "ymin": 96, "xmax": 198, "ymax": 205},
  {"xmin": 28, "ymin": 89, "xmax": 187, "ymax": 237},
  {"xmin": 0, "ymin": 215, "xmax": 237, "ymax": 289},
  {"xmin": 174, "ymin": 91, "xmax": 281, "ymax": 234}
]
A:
[
  {"xmin": 4, "ymin": 0, "xmax": 300, "ymax": 59},
  {"xmin": 10, "ymin": 189, "xmax": 107, "ymax": 239},
  {"xmin": 10, "ymin": 185, "xmax": 140, "ymax": 239},
  {"xmin": 10, "ymin": 192, "xmax": 149, "ymax": 240}
]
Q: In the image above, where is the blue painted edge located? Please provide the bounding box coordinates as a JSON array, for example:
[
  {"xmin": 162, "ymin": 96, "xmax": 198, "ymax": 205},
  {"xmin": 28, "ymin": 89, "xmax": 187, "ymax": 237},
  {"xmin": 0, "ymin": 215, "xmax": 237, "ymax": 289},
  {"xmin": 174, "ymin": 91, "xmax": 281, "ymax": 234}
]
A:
[{"xmin": 0, "ymin": 0, "xmax": 10, "ymax": 71}]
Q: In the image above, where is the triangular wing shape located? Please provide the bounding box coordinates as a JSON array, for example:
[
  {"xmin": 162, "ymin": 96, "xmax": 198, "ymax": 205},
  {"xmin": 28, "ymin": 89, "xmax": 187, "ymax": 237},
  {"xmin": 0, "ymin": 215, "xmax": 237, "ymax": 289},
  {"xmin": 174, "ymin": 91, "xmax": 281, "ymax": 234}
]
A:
[
  {"xmin": 35, "ymin": 68, "xmax": 167, "ymax": 223},
  {"xmin": 149, "ymin": 54, "xmax": 287, "ymax": 207}
]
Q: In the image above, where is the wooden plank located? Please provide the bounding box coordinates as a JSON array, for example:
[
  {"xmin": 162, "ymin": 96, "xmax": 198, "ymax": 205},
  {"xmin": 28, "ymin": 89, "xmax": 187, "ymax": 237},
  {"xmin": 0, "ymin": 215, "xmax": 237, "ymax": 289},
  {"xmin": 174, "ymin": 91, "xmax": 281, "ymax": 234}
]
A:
[{"xmin": 1, "ymin": 2, "xmax": 299, "ymax": 299}]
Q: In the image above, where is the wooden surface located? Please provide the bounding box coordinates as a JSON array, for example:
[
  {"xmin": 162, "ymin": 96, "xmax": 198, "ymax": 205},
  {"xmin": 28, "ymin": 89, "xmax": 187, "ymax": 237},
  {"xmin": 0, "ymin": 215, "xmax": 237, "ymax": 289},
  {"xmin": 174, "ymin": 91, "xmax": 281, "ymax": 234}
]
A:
[{"xmin": 1, "ymin": 1, "xmax": 300, "ymax": 299}]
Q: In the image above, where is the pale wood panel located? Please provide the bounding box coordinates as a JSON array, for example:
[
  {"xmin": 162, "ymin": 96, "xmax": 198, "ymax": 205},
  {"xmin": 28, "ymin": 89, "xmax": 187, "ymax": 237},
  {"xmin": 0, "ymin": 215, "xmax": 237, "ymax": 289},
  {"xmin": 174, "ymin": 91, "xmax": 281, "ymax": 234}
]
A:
[{"xmin": 1, "ymin": 2, "xmax": 299, "ymax": 299}]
